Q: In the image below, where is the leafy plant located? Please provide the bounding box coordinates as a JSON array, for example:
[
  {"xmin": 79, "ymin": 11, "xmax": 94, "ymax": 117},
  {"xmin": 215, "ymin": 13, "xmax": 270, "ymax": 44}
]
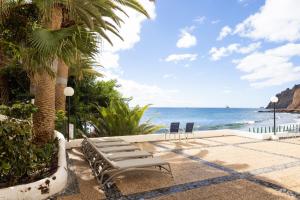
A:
[
  {"xmin": 0, "ymin": 103, "xmax": 58, "ymax": 187},
  {"xmin": 55, "ymin": 110, "xmax": 67, "ymax": 135},
  {"xmin": 68, "ymin": 75, "xmax": 125, "ymax": 135},
  {"xmin": 0, "ymin": 65, "xmax": 33, "ymax": 103},
  {"xmin": 0, "ymin": 102, "xmax": 37, "ymax": 119},
  {"xmin": 90, "ymin": 100, "xmax": 161, "ymax": 136}
]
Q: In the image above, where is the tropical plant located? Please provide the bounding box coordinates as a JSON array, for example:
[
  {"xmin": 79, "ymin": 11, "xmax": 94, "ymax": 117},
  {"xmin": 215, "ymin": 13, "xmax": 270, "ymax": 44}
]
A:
[
  {"xmin": 55, "ymin": 55, "xmax": 103, "ymax": 110},
  {"xmin": 1, "ymin": 0, "xmax": 150, "ymax": 144},
  {"xmin": 90, "ymin": 100, "xmax": 161, "ymax": 136},
  {"xmin": 68, "ymin": 75, "xmax": 124, "ymax": 135},
  {"xmin": 0, "ymin": 103, "xmax": 58, "ymax": 187},
  {"xmin": 0, "ymin": 65, "xmax": 32, "ymax": 103},
  {"xmin": 53, "ymin": 0, "xmax": 150, "ymax": 111},
  {"xmin": 55, "ymin": 109, "xmax": 67, "ymax": 135},
  {"xmin": 0, "ymin": 1, "xmax": 39, "ymax": 104},
  {"xmin": 0, "ymin": 102, "xmax": 37, "ymax": 119}
]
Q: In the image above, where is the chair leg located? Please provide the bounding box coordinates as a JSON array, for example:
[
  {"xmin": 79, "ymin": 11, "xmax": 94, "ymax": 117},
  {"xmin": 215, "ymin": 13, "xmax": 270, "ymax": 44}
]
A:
[{"xmin": 168, "ymin": 164, "xmax": 174, "ymax": 178}]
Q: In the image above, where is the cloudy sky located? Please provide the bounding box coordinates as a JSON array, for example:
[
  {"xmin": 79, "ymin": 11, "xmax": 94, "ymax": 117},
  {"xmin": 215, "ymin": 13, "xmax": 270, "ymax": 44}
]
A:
[{"xmin": 96, "ymin": 0, "xmax": 300, "ymax": 108}]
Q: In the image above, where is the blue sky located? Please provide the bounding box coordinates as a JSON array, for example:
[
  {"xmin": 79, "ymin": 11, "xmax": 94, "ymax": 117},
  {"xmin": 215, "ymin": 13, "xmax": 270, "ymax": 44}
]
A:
[{"xmin": 96, "ymin": 0, "xmax": 300, "ymax": 108}]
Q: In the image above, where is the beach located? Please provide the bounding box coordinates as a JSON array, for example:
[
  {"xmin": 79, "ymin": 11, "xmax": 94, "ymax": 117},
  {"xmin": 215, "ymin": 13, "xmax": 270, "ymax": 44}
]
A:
[{"xmin": 143, "ymin": 107, "xmax": 300, "ymax": 132}]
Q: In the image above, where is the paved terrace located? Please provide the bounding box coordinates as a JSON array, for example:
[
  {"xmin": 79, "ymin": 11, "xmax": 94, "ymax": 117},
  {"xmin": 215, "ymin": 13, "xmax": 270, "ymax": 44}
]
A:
[{"xmin": 57, "ymin": 131, "xmax": 300, "ymax": 200}]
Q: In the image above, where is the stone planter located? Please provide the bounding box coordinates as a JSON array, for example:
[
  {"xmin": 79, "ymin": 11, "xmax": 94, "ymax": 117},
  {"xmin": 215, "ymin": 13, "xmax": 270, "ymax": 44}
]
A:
[{"xmin": 0, "ymin": 131, "xmax": 68, "ymax": 200}]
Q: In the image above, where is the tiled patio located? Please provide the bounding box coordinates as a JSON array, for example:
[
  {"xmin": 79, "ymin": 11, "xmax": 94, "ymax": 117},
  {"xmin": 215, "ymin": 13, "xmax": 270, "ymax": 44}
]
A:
[{"xmin": 58, "ymin": 134, "xmax": 300, "ymax": 200}]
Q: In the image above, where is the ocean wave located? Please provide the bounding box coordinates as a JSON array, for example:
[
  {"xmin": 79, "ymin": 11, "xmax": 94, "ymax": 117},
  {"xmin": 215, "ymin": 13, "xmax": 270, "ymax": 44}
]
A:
[
  {"xmin": 240, "ymin": 120, "xmax": 255, "ymax": 125},
  {"xmin": 155, "ymin": 121, "xmax": 255, "ymax": 133}
]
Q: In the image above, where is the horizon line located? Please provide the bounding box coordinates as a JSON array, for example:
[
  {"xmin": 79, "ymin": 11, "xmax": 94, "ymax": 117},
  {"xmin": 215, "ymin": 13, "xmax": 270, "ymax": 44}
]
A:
[{"xmin": 147, "ymin": 106, "xmax": 266, "ymax": 109}]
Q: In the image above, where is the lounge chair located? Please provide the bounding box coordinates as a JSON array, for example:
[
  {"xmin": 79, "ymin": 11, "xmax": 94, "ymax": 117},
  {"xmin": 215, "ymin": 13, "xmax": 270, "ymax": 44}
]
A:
[
  {"xmin": 99, "ymin": 157, "xmax": 173, "ymax": 187},
  {"xmin": 83, "ymin": 138, "xmax": 147, "ymax": 163},
  {"xmin": 94, "ymin": 141, "xmax": 131, "ymax": 148},
  {"xmin": 97, "ymin": 145, "xmax": 140, "ymax": 153},
  {"xmin": 185, "ymin": 122, "xmax": 194, "ymax": 139},
  {"xmin": 82, "ymin": 137, "xmax": 126, "ymax": 156},
  {"xmin": 91, "ymin": 137, "xmax": 123, "ymax": 142},
  {"xmin": 82, "ymin": 138, "xmax": 173, "ymax": 188},
  {"xmin": 165, "ymin": 122, "xmax": 180, "ymax": 140},
  {"xmin": 104, "ymin": 150, "xmax": 152, "ymax": 161}
]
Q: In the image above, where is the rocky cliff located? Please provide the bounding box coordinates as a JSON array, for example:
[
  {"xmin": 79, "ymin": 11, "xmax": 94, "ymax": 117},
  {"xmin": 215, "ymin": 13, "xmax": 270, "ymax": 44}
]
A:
[{"xmin": 266, "ymin": 84, "xmax": 300, "ymax": 109}]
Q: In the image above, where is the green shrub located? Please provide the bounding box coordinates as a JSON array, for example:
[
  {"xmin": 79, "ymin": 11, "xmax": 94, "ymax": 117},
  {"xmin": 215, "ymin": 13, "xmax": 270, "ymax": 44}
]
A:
[
  {"xmin": 55, "ymin": 110, "xmax": 67, "ymax": 135},
  {"xmin": 0, "ymin": 104, "xmax": 58, "ymax": 187},
  {"xmin": 0, "ymin": 102, "xmax": 37, "ymax": 119},
  {"xmin": 90, "ymin": 100, "xmax": 161, "ymax": 136}
]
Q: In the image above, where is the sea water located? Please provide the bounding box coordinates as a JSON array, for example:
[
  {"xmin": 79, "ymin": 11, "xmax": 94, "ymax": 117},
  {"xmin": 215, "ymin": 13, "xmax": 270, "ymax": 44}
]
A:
[{"xmin": 142, "ymin": 108, "xmax": 300, "ymax": 132}]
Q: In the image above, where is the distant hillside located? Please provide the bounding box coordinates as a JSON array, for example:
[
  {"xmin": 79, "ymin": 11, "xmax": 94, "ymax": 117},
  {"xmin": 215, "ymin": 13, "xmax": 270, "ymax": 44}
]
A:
[{"xmin": 266, "ymin": 84, "xmax": 300, "ymax": 109}]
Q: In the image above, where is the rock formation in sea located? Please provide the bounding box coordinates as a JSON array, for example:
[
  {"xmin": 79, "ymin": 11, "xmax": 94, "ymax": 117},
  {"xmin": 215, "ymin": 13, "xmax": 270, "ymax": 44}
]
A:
[{"xmin": 266, "ymin": 84, "xmax": 300, "ymax": 109}]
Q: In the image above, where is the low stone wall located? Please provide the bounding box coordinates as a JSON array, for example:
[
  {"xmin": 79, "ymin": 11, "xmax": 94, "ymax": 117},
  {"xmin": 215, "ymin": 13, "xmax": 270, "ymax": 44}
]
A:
[
  {"xmin": 0, "ymin": 131, "xmax": 68, "ymax": 200},
  {"xmin": 66, "ymin": 129, "xmax": 270, "ymax": 149}
]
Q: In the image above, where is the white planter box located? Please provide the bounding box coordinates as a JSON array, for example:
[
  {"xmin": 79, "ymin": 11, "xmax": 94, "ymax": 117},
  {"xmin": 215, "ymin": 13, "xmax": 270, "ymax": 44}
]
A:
[{"xmin": 0, "ymin": 131, "xmax": 68, "ymax": 200}]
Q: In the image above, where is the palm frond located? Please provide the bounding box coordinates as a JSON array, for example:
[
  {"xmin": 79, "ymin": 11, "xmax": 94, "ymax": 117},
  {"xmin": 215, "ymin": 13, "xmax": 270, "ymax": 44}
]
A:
[{"xmin": 90, "ymin": 100, "xmax": 160, "ymax": 136}]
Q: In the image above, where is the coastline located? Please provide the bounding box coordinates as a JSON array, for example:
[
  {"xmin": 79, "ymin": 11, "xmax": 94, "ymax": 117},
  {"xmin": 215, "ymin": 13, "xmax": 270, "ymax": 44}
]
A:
[
  {"xmin": 258, "ymin": 109, "xmax": 300, "ymax": 114},
  {"xmin": 144, "ymin": 107, "xmax": 300, "ymax": 133}
]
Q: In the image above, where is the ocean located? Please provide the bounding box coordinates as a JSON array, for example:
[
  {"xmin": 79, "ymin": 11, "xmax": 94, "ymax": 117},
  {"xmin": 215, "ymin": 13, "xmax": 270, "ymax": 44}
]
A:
[{"xmin": 142, "ymin": 108, "xmax": 300, "ymax": 132}]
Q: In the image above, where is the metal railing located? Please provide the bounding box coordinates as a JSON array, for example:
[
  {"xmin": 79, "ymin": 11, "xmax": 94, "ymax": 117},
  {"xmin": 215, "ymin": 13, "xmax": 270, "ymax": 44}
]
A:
[{"xmin": 248, "ymin": 124, "xmax": 300, "ymax": 134}]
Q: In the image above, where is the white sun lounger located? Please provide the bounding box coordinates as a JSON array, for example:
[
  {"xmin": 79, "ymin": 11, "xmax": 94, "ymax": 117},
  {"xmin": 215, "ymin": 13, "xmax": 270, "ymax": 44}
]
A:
[
  {"xmin": 104, "ymin": 150, "xmax": 152, "ymax": 161},
  {"xmin": 97, "ymin": 145, "xmax": 140, "ymax": 153},
  {"xmin": 82, "ymin": 138, "xmax": 173, "ymax": 188},
  {"xmin": 91, "ymin": 137, "xmax": 124, "ymax": 143},
  {"xmin": 82, "ymin": 139, "xmax": 129, "ymax": 157},
  {"xmin": 94, "ymin": 141, "xmax": 131, "ymax": 148},
  {"xmin": 83, "ymin": 138, "xmax": 149, "ymax": 165},
  {"xmin": 98, "ymin": 157, "xmax": 173, "ymax": 187}
]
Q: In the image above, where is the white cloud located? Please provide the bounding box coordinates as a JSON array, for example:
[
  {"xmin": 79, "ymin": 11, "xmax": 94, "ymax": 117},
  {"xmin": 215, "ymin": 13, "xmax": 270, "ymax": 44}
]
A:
[
  {"xmin": 163, "ymin": 74, "xmax": 177, "ymax": 79},
  {"xmin": 238, "ymin": 0, "xmax": 249, "ymax": 6},
  {"xmin": 238, "ymin": 42, "xmax": 261, "ymax": 54},
  {"xmin": 217, "ymin": 26, "xmax": 232, "ymax": 40},
  {"xmin": 164, "ymin": 53, "xmax": 198, "ymax": 63},
  {"xmin": 98, "ymin": 52, "xmax": 120, "ymax": 69},
  {"xmin": 95, "ymin": 0, "xmax": 156, "ymax": 70},
  {"xmin": 209, "ymin": 42, "xmax": 261, "ymax": 61},
  {"xmin": 176, "ymin": 26, "xmax": 197, "ymax": 48},
  {"xmin": 235, "ymin": 43, "xmax": 300, "ymax": 88},
  {"xmin": 211, "ymin": 20, "xmax": 220, "ymax": 24},
  {"xmin": 94, "ymin": 0, "xmax": 183, "ymax": 107},
  {"xmin": 93, "ymin": 1, "xmax": 194, "ymax": 107},
  {"xmin": 234, "ymin": 0, "xmax": 300, "ymax": 42},
  {"xmin": 98, "ymin": 69, "xmax": 182, "ymax": 107},
  {"xmin": 117, "ymin": 78, "xmax": 181, "ymax": 106},
  {"xmin": 194, "ymin": 16, "xmax": 206, "ymax": 24},
  {"xmin": 222, "ymin": 89, "xmax": 232, "ymax": 94}
]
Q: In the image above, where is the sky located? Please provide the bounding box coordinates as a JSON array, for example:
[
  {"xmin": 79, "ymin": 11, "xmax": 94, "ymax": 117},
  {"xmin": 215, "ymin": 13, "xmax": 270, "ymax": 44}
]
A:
[{"xmin": 95, "ymin": 0, "xmax": 300, "ymax": 108}]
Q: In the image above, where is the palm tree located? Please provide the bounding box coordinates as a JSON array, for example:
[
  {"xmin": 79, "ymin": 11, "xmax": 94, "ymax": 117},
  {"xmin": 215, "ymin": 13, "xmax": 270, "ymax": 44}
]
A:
[
  {"xmin": 1, "ymin": 1, "xmax": 97, "ymax": 144},
  {"xmin": 54, "ymin": 0, "xmax": 150, "ymax": 111},
  {"xmin": 55, "ymin": 55, "xmax": 103, "ymax": 110},
  {"xmin": 1, "ymin": 0, "xmax": 150, "ymax": 144},
  {"xmin": 90, "ymin": 100, "xmax": 161, "ymax": 136},
  {"xmin": 69, "ymin": 56, "xmax": 103, "ymax": 81}
]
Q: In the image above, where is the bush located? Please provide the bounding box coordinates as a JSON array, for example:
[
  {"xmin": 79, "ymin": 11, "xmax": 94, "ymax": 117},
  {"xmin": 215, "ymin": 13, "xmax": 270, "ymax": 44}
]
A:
[
  {"xmin": 0, "ymin": 103, "xmax": 58, "ymax": 187},
  {"xmin": 55, "ymin": 110, "xmax": 67, "ymax": 135},
  {"xmin": 0, "ymin": 102, "xmax": 37, "ymax": 119},
  {"xmin": 90, "ymin": 100, "xmax": 161, "ymax": 136}
]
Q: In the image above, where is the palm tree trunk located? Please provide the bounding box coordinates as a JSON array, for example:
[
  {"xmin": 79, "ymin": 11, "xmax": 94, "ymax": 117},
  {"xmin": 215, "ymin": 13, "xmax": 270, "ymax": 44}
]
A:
[
  {"xmin": 55, "ymin": 59, "xmax": 68, "ymax": 111},
  {"xmin": 33, "ymin": 7, "xmax": 63, "ymax": 144},
  {"xmin": 29, "ymin": 77, "xmax": 36, "ymax": 95},
  {"xmin": 32, "ymin": 62, "xmax": 58, "ymax": 144}
]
